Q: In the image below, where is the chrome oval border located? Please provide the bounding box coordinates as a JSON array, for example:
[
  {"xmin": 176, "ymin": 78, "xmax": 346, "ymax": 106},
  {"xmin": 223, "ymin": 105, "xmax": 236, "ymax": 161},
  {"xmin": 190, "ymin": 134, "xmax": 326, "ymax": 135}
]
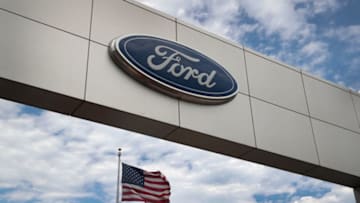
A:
[{"xmin": 109, "ymin": 35, "xmax": 239, "ymax": 105}]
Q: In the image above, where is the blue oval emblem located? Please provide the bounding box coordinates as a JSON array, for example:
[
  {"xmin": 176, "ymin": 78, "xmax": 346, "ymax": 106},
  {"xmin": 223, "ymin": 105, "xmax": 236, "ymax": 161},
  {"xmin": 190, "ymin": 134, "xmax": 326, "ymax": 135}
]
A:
[{"xmin": 109, "ymin": 35, "xmax": 238, "ymax": 104}]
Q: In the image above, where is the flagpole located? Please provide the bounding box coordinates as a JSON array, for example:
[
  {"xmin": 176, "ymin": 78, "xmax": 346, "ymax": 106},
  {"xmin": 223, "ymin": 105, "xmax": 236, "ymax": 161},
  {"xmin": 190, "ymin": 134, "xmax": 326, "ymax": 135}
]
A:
[{"xmin": 116, "ymin": 148, "xmax": 122, "ymax": 203}]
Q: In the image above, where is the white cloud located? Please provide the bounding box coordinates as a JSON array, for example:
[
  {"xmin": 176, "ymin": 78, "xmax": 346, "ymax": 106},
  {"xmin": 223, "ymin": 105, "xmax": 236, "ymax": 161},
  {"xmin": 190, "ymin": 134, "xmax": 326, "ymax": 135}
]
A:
[
  {"xmin": 263, "ymin": 41, "xmax": 328, "ymax": 79},
  {"xmin": 294, "ymin": 0, "xmax": 344, "ymax": 15},
  {"xmin": 135, "ymin": 0, "xmax": 252, "ymax": 42},
  {"xmin": 240, "ymin": 0, "xmax": 315, "ymax": 41},
  {"xmin": 0, "ymin": 106, "xmax": 118, "ymax": 202},
  {"xmin": 326, "ymin": 25, "xmax": 360, "ymax": 53},
  {"xmin": 0, "ymin": 99, "xmax": 21, "ymax": 119},
  {"xmin": 312, "ymin": 0, "xmax": 343, "ymax": 14},
  {"xmin": 136, "ymin": 0, "xmax": 317, "ymax": 41},
  {"xmin": 292, "ymin": 186, "xmax": 355, "ymax": 203},
  {"xmin": 298, "ymin": 41, "xmax": 330, "ymax": 72},
  {"xmin": 300, "ymin": 41, "xmax": 328, "ymax": 58}
]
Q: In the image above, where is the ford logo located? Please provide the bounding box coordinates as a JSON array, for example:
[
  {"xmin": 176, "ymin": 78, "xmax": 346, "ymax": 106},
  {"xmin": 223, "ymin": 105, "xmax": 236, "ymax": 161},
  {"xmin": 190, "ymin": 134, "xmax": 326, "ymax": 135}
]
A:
[{"xmin": 109, "ymin": 35, "xmax": 238, "ymax": 104}]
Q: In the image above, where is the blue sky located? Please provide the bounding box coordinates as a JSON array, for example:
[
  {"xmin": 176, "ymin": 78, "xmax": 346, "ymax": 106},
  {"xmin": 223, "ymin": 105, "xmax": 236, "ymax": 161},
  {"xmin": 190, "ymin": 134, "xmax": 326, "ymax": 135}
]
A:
[
  {"xmin": 139, "ymin": 0, "xmax": 360, "ymax": 92},
  {"xmin": 0, "ymin": 0, "xmax": 359, "ymax": 203}
]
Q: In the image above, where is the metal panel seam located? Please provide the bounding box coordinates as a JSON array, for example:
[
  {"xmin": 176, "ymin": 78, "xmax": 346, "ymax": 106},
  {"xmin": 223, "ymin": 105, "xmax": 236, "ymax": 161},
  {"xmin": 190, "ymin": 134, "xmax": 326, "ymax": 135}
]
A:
[
  {"xmin": 243, "ymin": 51, "xmax": 257, "ymax": 147},
  {"xmin": 302, "ymin": 70, "xmax": 353, "ymax": 93},
  {"xmin": 71, "ymin": 101, "xmax": 86, "ymax": 116},
  {"xmin": 300, "ymin": 70, "xmax": 321, "ymax": 165},
  {"xmin": 244, "ymin": 48, "xmax": 300, "ymax": 73},
  {"xmin": 90, "ymin": 39, "xmax": 108, "ymax": 47},
  {"xmin": 247, "ymin": 91, "xmax": 360, "ymax": 135},
  {"xmin": 175, "ymin": 18, "xmax": 178, "ymax": 41},
  {"xmin": 243, "ymin": 47, "xmax": 252, "ymax": 97},
  {"xmin": 177, "ymin": 100, "xmax": 181, "ymax": 127},
  {"xmin": 0, "ymin": 7, "xmax": 88, "ymax": 41},
  {"xmin": 177, "ymin": 20, "xmax": 244, "ymax": 50},
  {"xmin": 350, "ymin": 92, "xmax": 360, "ymax": 128},
  {"xmin": 163, "ymin": 126, "xmax": 181, "ymax": 139},
  {"xmin": 123, "ymin": 0, "xmax": 175, "ymax": 21},
  {"xmin": 310, "ymin": 116, "xmax": 360, "ymax": 135},
  {"xmin": 251, "ymin": 95, "xmax": 309, "ymax": 117},
  {"xmin": 84, "ymin": 0, "xmax": 95, "ymax": 100}
]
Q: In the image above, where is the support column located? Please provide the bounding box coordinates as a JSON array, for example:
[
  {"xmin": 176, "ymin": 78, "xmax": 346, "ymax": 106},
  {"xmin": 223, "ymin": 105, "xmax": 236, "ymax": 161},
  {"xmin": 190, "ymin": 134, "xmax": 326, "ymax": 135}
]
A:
[{"xmin": 355, "ymin": 187, "xmax": 360, "ymax": 203}]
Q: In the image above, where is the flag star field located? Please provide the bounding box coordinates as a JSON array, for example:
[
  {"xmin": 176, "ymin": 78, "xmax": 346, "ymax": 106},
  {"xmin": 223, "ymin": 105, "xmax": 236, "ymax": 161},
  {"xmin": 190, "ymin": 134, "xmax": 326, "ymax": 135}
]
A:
[{"xmin": 122, "ymin": 164, "xmax": 145, "ymax": 187}]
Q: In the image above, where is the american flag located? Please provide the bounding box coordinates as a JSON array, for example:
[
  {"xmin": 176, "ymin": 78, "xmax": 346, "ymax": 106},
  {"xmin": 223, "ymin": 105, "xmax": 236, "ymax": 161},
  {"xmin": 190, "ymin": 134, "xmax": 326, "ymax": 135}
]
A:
[{"xmin": 121, "ymin": 163, "xmax": 171, "ymax": 203}]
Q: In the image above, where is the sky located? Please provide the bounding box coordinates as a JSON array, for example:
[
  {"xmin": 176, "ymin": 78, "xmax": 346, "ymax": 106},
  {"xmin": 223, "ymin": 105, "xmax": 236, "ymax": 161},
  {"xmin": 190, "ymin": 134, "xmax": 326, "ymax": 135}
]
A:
[
  {"xmin": 0, "ymin": 0, "xmax": 359, "ymax": 203},
  {"xmin": 139, "ymin": 0, "xmax": 360, "ymax": 92}
]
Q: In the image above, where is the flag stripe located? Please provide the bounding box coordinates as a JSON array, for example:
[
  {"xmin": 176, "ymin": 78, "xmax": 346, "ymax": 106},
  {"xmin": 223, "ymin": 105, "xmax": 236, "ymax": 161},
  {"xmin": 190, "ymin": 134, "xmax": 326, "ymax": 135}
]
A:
[
  {"xmin": 123, "ymin": 194, "xmax": 169, "ymax": 200},
  {"xmin": 123, "ymin": 184, "xmax": 170, "ymax": 195},
  {"xmin": 124, "ymin": 183, "xmax": 170, "ymax": 192},
  {"xmin": 123, "ymin": 185, "xmax": 170, "ymax": 196},
  {"xmin": 145, "ymin": 171, "xmax": 162, "ymax": 176},
  {"xmin": 144, "ymin": 181, "xmax": 170, "ymax": 190},
  {"xmin": 122, "ymin": 189, "xmax": 170, "ymax": 200},
  {"xmin": 122, "ymin": 195, "xmax": 170, "ymax": 203},
  {"xmin": 122, "ymin": 194, "xmax": 144, "ymax": 201},
  {"xmin": 123, "ymin": 184, "xmax": 170, "ymax": 196},
  {"xmin": 145, "ymin": 176, "xmax": 167, "ymax": 183}
]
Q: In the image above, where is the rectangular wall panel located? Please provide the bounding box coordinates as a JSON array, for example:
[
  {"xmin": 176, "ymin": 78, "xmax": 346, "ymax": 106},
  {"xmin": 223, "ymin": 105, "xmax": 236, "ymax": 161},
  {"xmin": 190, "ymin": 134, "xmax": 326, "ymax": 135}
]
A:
[
  {"xmin": 177, "ymin": 22, "xmax": 249, "ymax": 95},
  {"xmin": 0, "ymin": 0, "xmax": 92, "ymax": 38},
  {"xmin": 250, "ymin": 98, "xmax": 319, "ymax": 165},
  {"xmin": 91, "ymin": 0, "xmax": 175, "ymax": 45},
  {"xmin": 177, "ymin": 93, "xmax": 254, "ymax": 145},
  {"xmin": 167, "ymin": 93, "xmax": 255, "ymax": 158},
  {"xmin": 303, "ymin": 74, "xmax": 359, "ymax": 133},
  {"xmin": 352, "ymin": 93, "xmax": 360, "ymax": 128},
  {"xmin": 0, "ymin": 10, "xmax": 88, "ymax": 100},
  {"xmin": 245, "ymin": 49, "xmax": 308, "ymax": 115},
  {"xmin": 312, "ymin": 119, "xmax": 360, "ymax": 177}
]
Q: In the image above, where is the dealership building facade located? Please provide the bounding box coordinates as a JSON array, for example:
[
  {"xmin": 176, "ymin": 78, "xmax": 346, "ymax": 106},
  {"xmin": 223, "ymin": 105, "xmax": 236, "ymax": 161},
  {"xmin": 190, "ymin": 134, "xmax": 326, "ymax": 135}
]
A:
[{"xmin": 0, "ymin": 0, "xmax": 359, "ymax": 201}]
